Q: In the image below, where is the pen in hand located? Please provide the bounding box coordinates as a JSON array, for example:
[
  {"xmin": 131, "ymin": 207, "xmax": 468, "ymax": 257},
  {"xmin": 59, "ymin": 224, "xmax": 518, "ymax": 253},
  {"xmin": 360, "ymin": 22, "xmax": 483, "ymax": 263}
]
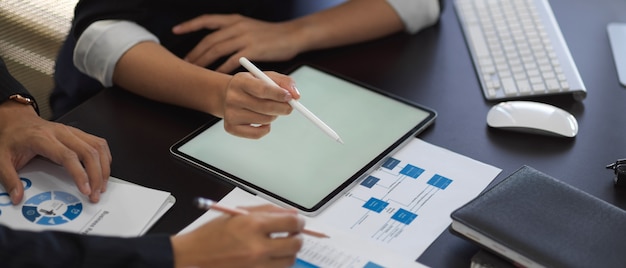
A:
[
  {"xmin": 194, "ymin": 197, "xmax": 329, "ymax": 238},
  {"xmin": 238, "ymin": 57, "xmax": 344, "ymax": 144}
]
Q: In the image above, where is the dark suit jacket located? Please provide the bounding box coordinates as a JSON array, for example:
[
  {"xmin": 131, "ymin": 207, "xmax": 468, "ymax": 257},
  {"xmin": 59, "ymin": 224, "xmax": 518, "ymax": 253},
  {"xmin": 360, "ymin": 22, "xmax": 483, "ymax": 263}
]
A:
[
  {"xmin": 0, "ymin": 57, "xmax": 38, "ymax": 113},
  {"xmin": 0, "ymin": 225, "xmax": 172, "ymax": 268},
  {"xmin": 0, "ymin": 57, "xmax": 174, "ymax": 267}
]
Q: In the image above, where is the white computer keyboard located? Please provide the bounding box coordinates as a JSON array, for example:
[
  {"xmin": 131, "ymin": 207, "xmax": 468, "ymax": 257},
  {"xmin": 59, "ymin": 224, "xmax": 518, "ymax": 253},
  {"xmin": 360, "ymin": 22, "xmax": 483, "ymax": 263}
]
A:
[{"xmin": 454, "ymin": 0, "xmax": 586, "ymax": 101}]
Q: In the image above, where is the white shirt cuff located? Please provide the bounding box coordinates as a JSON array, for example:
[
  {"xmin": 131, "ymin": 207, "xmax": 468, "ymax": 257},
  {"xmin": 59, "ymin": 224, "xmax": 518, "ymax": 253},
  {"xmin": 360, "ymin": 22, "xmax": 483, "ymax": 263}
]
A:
[
  {"xmin": 73, "ymin": 20, "xmax": 160, "ymax": 87},
  {"xmin": 386, "ymin": 0, "xmax": 441, "ymax": 34}
]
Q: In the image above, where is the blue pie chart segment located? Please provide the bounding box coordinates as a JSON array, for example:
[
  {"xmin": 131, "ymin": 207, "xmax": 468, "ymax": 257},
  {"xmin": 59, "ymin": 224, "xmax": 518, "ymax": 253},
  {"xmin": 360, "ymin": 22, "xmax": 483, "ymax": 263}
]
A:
[{"xmin": 22, "ymin": 191, "xmax": 83, "ymax": 225}]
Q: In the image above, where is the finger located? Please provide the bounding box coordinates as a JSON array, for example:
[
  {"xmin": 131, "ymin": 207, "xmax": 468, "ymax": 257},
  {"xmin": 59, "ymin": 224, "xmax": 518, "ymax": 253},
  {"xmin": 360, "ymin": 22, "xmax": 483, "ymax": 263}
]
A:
[
  {"xmin": 32, "ymin": 137, "xmax": 92, "ymax": 197},
  {"xmin": 70, "ymin": 128, "xmax": 112, "ymax": 193},
  {"xmin": 0, "ymin": 158, "xmax": 24, "ymax": 204},
  {"xmin": 240, "ymin": 96, "xmax": 293, "ymax": 117},
  {"xmin": 225, "ymin": 103, "xmax": 279, "ymax": 123},
  {"xmin": 239, "ymin": 72, "xmax": 294, "ymax": 103},
  {"xmin": 191, "ymin": 38, "xmax": 243, "ymax": 68},
  {"xmin": 58, "ymin": 128, "xmax": 106, "ymax": 203},
  {"xmin": 223, "ymin": 104, "xmax": 280, "ymax": 138},
  {"xmin": 172, "ymin": 14, "xmax": 237, "ymax": 34},
  {"xmin": 216, "ymin": 53, "xmax": 247, "ymax": 74},
  {"xmin": 266, "ymin": 235, "xmax": 303, "ymax": 258},
  {"xmin": 184, "ymin": 20, "xmax": 254, "ymax": 67},
  {"xmin": 180, "ymin": 16, "xmax": 243, "ymax": 65},
  {"xmin": 259, "ymin": 213, "xmax": 305, "ymax": 235},
  {"xmin": 98, "ymin": 148, "xmax": 111, "ymax": 193},
  {"xmin": 228, "ymin": 74, "xmax": 294, "ymax": 115},
  {"xmin": 266, "ymin": 72, "xmax": 300, "ymax": 100},
  {"xmin": 223, "ymin": 123, "xmax": 271, "ymax": 139},
  {"xmin": 242, "ymin": 205, "xmax": 304, "ymax": 238}
]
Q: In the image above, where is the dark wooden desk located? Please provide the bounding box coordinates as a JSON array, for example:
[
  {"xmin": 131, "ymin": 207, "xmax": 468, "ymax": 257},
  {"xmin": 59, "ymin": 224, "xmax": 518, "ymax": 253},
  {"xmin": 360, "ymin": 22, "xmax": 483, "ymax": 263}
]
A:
[{"xmin": 57, "ymin": 0, "xmax": 626, "ymax": 266}]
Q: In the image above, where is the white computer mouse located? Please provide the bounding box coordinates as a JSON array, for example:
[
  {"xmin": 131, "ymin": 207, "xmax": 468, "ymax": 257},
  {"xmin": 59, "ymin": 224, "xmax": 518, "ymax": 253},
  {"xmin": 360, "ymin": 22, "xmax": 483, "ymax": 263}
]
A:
[{"xmin": 486, "ymin": 101, "xmax": 578, "ymax": 137}]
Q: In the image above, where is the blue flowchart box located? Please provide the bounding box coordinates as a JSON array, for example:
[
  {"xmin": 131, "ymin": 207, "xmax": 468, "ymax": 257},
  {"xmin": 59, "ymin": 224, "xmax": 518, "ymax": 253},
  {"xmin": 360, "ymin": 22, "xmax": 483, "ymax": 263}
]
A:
[
  {"xmin": 361, "ymin": 176, "xmax": 380, "ymax": 188},
  {"xmin": 391, "ymin": 208, "xmax": 418, "ymax": 225},
  {"xmin": 363, "ymin": 198, "xmax": 389, "ymax": 213},
  {"xmin": 427, "ymin": 175, "xmax": 453, "ymax": 189},
  {"xmin": 399, "ymin": 164, "xmax": 425, "ymax": 179},
  {"xmin": 382, "ymin": 158, "xmax": 401, "ymax": 170}
]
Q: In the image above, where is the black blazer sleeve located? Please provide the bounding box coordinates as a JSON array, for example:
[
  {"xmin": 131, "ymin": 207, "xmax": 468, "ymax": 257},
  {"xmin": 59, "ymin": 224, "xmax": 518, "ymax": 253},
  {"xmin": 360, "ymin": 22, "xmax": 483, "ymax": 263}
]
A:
[
  {"xmin": 0, "ymin": 57, "xmax": 39, "ymax": 114},
  {"xmin": 70, "ymin": 0, "xmax": 296, "ymax": 58},
  {"xmin": 71, "ymin": 0, "xmax": 277, "ymax": 37},
  {"xmin": 0, "ymin": 224, "xmax": 174, "ymax": 268}
]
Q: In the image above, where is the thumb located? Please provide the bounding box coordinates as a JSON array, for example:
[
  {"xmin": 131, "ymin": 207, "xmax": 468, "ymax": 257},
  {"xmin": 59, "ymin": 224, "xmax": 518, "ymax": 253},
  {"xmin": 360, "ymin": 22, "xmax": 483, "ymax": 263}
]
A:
[{"xmin": 0, "ymin": 159, "xmax": 24, "ymax": 205}]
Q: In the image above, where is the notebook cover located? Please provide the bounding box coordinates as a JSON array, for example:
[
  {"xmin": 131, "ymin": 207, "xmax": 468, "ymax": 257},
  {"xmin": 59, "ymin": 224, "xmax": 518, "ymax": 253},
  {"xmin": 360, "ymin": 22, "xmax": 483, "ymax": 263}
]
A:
[{"xmin": 450, "ymin": 165, "xmax": 626, "ymax": 267}]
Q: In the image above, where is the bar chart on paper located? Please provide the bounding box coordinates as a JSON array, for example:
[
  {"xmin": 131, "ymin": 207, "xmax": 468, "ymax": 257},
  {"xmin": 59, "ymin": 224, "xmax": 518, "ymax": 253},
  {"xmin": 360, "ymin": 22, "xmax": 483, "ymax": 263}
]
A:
[{"xmin": 314, "ymin": 139, "xmax": 500, "ymax": 260}]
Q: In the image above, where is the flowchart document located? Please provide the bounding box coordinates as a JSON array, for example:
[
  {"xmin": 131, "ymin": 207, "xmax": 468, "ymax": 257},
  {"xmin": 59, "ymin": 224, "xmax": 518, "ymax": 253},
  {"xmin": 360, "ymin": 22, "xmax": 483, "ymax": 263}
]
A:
[
  {"xmin": 181, "ymin": 138, "xmax": 501, "ymax": 267},
  {"xmin": 183, "ymin": 188, "xmax": 426, "ymax": 268},
  {"xmin": 314, "ymin": 138, "xmax": 501, "ymax": 261},
  {"xmin": 0, "ymin": 158, "xmax": 174, "ymax": 237}
]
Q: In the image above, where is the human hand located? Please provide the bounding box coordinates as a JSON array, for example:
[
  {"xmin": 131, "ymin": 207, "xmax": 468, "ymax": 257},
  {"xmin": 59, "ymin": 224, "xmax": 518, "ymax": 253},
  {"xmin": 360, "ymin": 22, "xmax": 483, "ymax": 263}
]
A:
[
  {"xmin": 171, "ymin": 204, "xmax": 305, "ymax": 268},
  {"xmin": 221, "ymin": 70, "xmax": 300, "ymax": 139},
  {"xmin": 173, "ymin": 14, "xmax": 302, "ymax": 73},
  {"xmin": 0, "ymin": 102, "xmax": 111, "ymax": 204}
]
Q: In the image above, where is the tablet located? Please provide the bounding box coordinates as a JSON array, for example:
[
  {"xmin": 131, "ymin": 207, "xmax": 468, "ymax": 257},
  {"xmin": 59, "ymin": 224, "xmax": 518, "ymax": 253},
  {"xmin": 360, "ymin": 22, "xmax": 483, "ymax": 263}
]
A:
[{"xmin": 170, "ymin": 65, "xmax": 436, "ymax": 215}]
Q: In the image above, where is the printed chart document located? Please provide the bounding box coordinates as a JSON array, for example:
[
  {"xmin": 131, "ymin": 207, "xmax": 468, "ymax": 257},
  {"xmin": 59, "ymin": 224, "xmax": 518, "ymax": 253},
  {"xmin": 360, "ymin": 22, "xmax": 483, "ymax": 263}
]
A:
[
  {"xmin": 182, "ymin": 188, "xmax": 426, "ymax": 268},
  {"xmin": 181, "ymin": 138, "xmax": 501, "ymax": 267},
  {"xmin": 0, "ymin": 158, "xmax": 175, "ymax": 237},
  {"xmin": 316, "ymin": 138, "xmax": 501, "ymax": 261}
]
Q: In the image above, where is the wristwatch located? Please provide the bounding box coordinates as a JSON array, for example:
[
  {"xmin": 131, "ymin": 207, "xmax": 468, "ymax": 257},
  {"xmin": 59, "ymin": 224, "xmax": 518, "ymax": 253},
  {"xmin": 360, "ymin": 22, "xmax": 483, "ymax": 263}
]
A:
[{"xmin": 7, "ymin": 94, "xmax": 39, "ymax": 113}]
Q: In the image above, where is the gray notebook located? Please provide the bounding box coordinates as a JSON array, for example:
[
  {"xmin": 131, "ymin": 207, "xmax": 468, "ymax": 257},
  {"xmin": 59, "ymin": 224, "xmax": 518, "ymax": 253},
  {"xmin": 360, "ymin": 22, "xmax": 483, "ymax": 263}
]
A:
[{"xmin": 451, "ymin": 166, "xmax": 626, "ymax": 268}]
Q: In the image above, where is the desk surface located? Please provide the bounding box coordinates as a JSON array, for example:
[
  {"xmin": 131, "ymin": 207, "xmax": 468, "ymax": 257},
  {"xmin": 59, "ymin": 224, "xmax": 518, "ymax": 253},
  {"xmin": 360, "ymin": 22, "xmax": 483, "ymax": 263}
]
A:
[{"xmin": 57, "ymin": 0, "xmax": 626, "ymax": 266}]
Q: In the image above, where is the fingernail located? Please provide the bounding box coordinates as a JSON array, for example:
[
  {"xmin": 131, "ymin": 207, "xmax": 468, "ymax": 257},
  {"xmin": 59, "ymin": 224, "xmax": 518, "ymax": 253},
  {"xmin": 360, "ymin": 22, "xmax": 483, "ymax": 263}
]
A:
[
  {"xmin": 172, "ymin": 26, "xmax": 180, "ymax": 32},
  {"xmin": 92, "ymin": 191, "xmax": 101, "ymax": 203},
  {"xmin": 292, "ymin": 84, "xmax": 300, "ymax": 95},
  {"xmin": 284, "ymin": 90, "xmax": 293, "ymax": 101},
  {"xmin": 83, "ymin": 182, "xmax": 92, "ymax": 195}
]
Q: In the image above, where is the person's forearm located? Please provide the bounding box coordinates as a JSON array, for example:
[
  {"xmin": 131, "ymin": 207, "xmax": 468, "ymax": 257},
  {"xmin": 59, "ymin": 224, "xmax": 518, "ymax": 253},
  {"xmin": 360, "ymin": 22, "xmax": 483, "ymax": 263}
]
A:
[
  {"xmin": 288, "ymin": 0, "xmax": 405, "ymax": 53},
  {"xmin": 113, "ymin": 41, "xmax": 230, "ymax": 117}
]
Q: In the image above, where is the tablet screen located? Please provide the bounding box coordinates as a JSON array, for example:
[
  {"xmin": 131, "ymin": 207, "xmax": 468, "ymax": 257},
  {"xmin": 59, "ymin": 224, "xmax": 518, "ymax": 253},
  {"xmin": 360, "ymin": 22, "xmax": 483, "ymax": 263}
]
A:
[{"xmin": 170, "ymin": 65, "xmax": 436, "ymax": 215}]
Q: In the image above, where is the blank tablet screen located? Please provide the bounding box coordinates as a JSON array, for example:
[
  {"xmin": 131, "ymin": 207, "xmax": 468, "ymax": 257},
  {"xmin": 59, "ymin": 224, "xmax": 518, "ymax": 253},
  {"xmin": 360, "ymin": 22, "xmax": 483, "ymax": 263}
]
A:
[{"xmin": 171, "ymin": 65, "xmax": 436, "ymax": 215}]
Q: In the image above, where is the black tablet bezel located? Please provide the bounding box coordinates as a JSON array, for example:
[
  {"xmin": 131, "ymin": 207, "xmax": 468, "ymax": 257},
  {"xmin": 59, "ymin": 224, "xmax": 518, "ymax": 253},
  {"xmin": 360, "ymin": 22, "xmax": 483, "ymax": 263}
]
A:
[{"xmin": 170, "ymin": 64, "xmax": 436, "ymax": 215}]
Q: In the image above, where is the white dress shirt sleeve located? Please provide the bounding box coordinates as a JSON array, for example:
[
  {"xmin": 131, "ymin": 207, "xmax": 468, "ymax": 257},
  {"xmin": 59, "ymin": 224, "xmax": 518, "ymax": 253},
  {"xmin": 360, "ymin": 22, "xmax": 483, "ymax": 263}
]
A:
[
  {"xmin": 386, "ymin": 0, "xmax": 441, "ymax": 34},
  {"xmin": 73, "ymin": 20, "xmax": 160, "ymax": 87},
  {"xmin": 74, "ymin": 2, "xmax": 439, "ymax": 87}
]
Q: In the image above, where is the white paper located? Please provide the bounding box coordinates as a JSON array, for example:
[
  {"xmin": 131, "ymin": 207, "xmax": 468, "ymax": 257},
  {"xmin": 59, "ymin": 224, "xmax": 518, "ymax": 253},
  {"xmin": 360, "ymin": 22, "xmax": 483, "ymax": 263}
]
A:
[
  {"xmin": 181, "ymin": 138, "xmax": 501, "ymax": 267},
  {"xmin": 0, "ymin": 158, "xmax": 174, "ymax": 237},
  {"xmin": 181, "ymin": 188, "xmax": 426, "ymax": 268},
  {"xmin": 315, "ymin": 138, "xmax": 501, "ymax": 260}
]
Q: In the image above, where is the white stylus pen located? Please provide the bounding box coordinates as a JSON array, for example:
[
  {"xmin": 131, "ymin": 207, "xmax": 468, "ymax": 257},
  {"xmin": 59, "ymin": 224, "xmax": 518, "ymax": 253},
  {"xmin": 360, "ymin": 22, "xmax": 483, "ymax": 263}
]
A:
[{"xmin": 239, "ymin": 57, "xmax": 344, "ymax": 144}]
